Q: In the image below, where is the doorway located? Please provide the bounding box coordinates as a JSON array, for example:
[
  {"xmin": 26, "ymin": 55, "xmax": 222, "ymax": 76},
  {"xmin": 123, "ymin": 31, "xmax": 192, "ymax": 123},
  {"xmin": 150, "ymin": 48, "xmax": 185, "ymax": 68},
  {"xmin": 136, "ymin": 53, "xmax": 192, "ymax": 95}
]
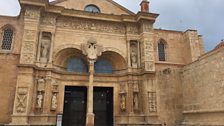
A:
[
  {"xmin": 62, "ymin": 86, "xmax": 113, "ymax": 126},
  {"xmin": 62, "ymin": 86, "xmax": 87, "ymax": 126},
  {"xmin": 94, "ymin": 87, "xmax": 113, "ymax": 126}
]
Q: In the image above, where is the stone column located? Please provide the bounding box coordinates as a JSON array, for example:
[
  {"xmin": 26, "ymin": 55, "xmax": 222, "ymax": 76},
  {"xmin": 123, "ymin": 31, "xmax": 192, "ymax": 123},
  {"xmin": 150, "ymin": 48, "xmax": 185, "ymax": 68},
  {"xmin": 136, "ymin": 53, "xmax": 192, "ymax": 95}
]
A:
[
  {"xmin": 86, "ymin": 61, "xmax": 95, "ymax": 126},
  {"xmin": 81, "ymin": 38, "xmax": 103, "ymax": 126}
]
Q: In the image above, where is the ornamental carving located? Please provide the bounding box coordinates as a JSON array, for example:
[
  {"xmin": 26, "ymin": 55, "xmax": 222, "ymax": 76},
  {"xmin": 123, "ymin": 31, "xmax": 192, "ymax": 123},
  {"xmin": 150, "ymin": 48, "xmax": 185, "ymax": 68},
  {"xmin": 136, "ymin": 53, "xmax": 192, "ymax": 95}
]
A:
[
  {"xmin": 57, "ymin": 17, "xmax": 125, "ymax": 34},
  {"xmin": 16, "ymin": 87, "xmax": 28, "ymax": 113},
  {"xmin": 20, "ymin": 53, "xmax": 33, "ymax": 64},
  {"xmin": 130, "ymin": 42, "xmax": 138, "ymax": 68},
  {"xmin": 41, "ymin": 13, "xmax": 56, "ymax": 26},
  {"xmin": 120, "ymin": 83, "xmax": 126, "ymax": 111},
  {"xmin": 25, "ymin": 7, "xmax": 40, "ymax": 19},
  {"xmin": 36, "ymin": 78, "xmax": 45, "ymax": 109},
  {"xmin": 81, "ymin": 38, "xmax": 103, "ymax": 62},
  {"xmin": 24, "ymin": 30, "xmax": 36, "ymax": 41},
  {"xmin": 127, "ymin": 24, "xmax": 138, "ymax": 34},
  {"xmin": 148, "ymin": 92, "xmax": 157, "ymax": 112}
]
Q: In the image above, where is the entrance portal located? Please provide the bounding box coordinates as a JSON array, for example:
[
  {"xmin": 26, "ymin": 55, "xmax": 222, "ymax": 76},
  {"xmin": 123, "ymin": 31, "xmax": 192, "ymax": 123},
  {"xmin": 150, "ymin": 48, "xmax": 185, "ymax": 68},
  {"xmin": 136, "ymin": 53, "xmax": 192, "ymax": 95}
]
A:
[
  {"xmin": 94, "ymin": 87, "xmax": 113, "ymax": 126},
  {"xmin": 62, "ymin": 86, "xmax": 87, "ymax": 126},
  {"xmin": 62, "ymin": 87, "xmax": 113, "ymax": 126}
]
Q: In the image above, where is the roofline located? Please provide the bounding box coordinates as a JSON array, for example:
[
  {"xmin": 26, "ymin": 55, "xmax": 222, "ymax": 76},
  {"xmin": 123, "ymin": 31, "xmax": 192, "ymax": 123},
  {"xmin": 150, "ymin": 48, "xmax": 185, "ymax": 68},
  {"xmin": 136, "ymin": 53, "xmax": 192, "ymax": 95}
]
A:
[{"xmin": 49, "ymin": 0, "xmax": 136, "ymax": 15}]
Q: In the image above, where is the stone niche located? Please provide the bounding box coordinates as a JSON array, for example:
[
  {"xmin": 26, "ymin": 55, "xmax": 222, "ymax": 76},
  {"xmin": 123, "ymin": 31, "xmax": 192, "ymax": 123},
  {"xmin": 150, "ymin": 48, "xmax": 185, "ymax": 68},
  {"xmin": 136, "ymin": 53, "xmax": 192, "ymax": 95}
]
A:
[{"xmin": 38, "ymin": 32, "xmax": 52, "ymax": 64}]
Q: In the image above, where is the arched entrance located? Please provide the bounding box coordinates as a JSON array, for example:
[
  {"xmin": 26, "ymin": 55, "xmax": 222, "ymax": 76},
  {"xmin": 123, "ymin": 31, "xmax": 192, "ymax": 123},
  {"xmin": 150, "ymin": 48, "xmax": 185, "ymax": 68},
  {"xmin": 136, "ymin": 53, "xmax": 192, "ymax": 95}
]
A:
[{"xmin": 54, "ymin": 48, "xmax": 127, "ymax": 126}]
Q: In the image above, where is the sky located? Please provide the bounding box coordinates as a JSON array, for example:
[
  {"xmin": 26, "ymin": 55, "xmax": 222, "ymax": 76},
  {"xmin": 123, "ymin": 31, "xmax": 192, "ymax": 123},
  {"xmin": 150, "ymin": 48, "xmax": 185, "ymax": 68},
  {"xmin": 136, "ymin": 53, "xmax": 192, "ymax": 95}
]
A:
[{"xmin": 0, "ymin": 0, "xmax": 223, "ymax": 52}]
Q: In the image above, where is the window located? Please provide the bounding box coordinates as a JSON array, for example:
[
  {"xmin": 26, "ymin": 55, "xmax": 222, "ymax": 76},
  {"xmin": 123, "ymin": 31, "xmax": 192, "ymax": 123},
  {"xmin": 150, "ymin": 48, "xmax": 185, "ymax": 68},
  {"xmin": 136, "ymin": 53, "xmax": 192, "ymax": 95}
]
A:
[
  {"xmin": 94, "ymin": 59, "xmax": 113, "ymax": 74},
  {"xmin": 84, "ymin": 5, "xmax": 101, "ymax": 13},
  {"xmin": 1, "ymin": 28, "xmax": 13, "ymax": 50},
  {"xmin": 158, "ymin": 41, "xmax": 166, "ymax": 61},
  {"xmin": 66, "ymin": 57, "xmax": 88, "ymax": 73}
]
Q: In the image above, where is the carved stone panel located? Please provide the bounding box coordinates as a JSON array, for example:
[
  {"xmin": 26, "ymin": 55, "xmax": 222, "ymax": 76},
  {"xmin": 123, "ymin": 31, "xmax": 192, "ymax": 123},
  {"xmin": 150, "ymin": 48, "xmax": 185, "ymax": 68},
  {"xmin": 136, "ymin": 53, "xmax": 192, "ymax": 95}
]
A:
[
  {"xmin": 41, "ymin": 13, "xmax": 56, "ymax": 26},
  {"xmin": 141, "ymin": 40, "xmax": 155, "ymax": 71},
  {"xmin": 148, "ymin": 92, "xmax": 157, "ymax": 112},
  {"xmin": 120, "ymin": 83, "xmax": 126, "ymax": 112},
  {"xmin": 16, "ymin": 87, "xmax": 28, "ymax": 113},
  {"xmin": 24, "ymin": 7, "xmax": 40, "ymax": 20}
]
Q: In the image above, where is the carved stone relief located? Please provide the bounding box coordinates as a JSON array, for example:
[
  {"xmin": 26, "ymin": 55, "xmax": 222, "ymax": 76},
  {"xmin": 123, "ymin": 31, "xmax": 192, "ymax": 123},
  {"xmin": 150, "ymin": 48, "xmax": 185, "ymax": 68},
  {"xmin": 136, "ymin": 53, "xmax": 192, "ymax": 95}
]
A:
[
  {"xmin": 36, "ymin": 78, "xmax": 45, "ymax": 109},
  {"xmin": 24, "ymin": 7, "xmax": 40, "ymax": 19},
  {"xmin": 120, "ymin": 83, "xmax": 126, "ymax": 112},
  {"xmin": 16, "ymin": 87, "xmax": 28, "ymax": 113},
  {"xmin": 51, "ymin": 79, "xmax": 59, "ymax": 111},
  {"xmin": 133, "ymin": 82, "xmax": 139, "ymax": 111},
  {"xmin": 126, "ymin": 24, "xmax": 138, "ymax": 34},
  {"xmin": 148, "ymin": 92, "xmax": 157, "ymax": 112},
  {"xmin": 57, "ymin": 17, "xmax": 125, "ymax": 34},
  {"xmin": 41, "ymin": 13, "xmax": 56, "ymax": 26},
  {"xmin": 24, "ymin": 30, "xmax": 36, "ymax": 41},
  {"xmin": 142, "ymin": 40, "xmax": 155, "ymax": 71},
  {"xmin": 81, "ymin": 38, "xmax": 103, "ymax": 62}
]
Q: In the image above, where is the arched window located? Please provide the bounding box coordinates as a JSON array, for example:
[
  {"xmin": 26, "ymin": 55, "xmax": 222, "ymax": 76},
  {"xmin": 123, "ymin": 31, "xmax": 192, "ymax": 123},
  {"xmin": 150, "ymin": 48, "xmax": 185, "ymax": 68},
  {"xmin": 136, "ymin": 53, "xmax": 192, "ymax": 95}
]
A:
[
  {"xmin": 158, "ymin": 41, "xmax": 166, "ymax": 61},
  {"xmin": 84, "ymin": 5, "xmax": 101, "ymax": 13},
  {"xmin": 1, "ymin": 27, "xmax": 14, "ymax": 50},
  {"xmin": 94, "ymin": 59, "xmax": 113, "ymax": 74},
  {"xmin": 66, "ymin": 57, "xmax": 88, "ymax": 73}
]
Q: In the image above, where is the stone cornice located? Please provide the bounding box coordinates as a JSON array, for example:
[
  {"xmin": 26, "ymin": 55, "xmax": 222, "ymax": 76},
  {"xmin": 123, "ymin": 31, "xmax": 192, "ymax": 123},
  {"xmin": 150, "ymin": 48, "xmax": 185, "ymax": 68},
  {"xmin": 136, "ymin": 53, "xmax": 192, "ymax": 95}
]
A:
[{"xmin": 19, "ymin": 0, "xmax": 159, "ymax": 24}]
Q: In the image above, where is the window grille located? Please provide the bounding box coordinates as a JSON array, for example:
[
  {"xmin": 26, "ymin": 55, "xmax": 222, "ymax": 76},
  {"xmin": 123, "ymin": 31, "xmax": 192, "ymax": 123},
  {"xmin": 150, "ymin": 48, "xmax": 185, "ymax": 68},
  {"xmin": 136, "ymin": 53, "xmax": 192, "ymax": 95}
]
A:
[
  {"xmin": 1, "ymin": 28, "xmax": 13, "ymax": 50},
  {"xmin": 158, "ymin": 42, "xmax": 166, "ymax": 61},
  {"xmin": 94, "ymin": 59, "xmax": 113, "ymax": 74}
]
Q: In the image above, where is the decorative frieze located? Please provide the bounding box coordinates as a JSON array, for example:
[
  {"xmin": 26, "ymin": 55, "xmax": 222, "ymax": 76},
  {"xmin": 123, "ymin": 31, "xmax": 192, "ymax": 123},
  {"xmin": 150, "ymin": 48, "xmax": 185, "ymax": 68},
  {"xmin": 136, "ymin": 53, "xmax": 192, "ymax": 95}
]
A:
[
  {"xmin": 16, "ymin": 87, "xmax": 28, "ymax": 113},
  {"xmin": 57, "ymin": 17, "xmax": 126, "ymax": 34}
]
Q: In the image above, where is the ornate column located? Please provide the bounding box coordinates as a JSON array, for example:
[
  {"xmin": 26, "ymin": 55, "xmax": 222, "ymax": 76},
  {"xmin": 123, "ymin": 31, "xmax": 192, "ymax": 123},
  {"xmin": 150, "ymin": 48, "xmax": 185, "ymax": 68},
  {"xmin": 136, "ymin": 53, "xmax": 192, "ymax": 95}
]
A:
[{"xmin": 81, "ymin": 38, "xmax": 103, "ymax": 126}]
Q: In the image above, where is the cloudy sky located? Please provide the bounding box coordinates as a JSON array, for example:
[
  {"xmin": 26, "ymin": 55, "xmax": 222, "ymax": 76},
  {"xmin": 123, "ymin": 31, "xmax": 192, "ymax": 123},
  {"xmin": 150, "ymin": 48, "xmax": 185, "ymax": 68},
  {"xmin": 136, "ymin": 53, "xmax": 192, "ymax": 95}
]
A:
[{"xmin": 0, "ymin": 0, "xmax": 223, "ymax": 52}]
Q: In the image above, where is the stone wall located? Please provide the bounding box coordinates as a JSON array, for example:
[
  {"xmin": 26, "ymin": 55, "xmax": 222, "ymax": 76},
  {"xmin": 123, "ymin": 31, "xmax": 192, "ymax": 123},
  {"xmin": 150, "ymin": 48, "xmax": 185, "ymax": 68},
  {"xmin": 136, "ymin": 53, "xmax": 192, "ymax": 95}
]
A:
[
  {"xmin": 181, "ymin": 47, "xmax": 224, "ymax": 125},
  {"xmin": 156, "ymin": 67, "xmax": 183, "ymax": 126},
  {"xmin": 0, "ymin": 16, "xmax": 23, "ymax": 124}
]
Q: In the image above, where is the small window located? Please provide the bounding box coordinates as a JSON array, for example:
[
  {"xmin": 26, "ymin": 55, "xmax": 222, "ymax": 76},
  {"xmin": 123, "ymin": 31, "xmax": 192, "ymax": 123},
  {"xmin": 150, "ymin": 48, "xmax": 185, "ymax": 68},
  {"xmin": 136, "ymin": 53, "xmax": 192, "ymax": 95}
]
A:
[
  {"xmin": 158, "ymin": 41, "xmax": 166, "ymax": 61},
  {"xmin": 1, "ymin": 28, "xmax": 13, "ymax": 50},
  {"xmin": 84, "ymin": 5, "xmax": 101, "ymax": 13},
  {"xmin": 66, "ymin": 57, "xmax": 88, "ymax": 73}
]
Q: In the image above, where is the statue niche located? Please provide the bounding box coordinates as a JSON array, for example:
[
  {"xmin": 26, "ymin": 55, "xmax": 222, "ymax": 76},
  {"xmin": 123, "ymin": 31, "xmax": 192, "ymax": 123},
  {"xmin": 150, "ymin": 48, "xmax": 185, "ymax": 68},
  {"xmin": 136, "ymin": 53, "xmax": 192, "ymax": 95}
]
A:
[
  {"xmin": 130, "ymin": 41, "xmax": 138, "ymax": 68},
  {"xmin": 36, "ymin": 78, "xmax": 45, "ymax": 109},
  {"xmin": 39, "ymin": 32, "xmax": 52, "ymax": 64}
]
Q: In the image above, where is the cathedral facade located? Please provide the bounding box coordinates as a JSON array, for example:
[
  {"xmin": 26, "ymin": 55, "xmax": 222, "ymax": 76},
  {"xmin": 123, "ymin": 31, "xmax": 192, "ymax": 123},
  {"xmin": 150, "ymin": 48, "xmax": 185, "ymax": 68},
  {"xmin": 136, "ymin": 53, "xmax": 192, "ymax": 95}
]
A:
[{"xmin": 0, "ymin": 0, "xmax": 223, "ymax": 126}]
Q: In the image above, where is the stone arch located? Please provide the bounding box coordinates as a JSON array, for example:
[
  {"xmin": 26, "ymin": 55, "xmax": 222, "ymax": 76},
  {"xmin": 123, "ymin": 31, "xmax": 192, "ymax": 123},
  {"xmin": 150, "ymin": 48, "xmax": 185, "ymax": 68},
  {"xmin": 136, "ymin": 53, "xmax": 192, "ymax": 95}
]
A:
[
  {"xmin": 97, "ymin": 51, "xmax": 127, "ymax": 73},
  {"xmin": 103, "ymin": 47, "xmax": 126, "ymax": 60},
  {"xmin": 53, "ymin": 46, "xmax": 87, "ymax": 71}
]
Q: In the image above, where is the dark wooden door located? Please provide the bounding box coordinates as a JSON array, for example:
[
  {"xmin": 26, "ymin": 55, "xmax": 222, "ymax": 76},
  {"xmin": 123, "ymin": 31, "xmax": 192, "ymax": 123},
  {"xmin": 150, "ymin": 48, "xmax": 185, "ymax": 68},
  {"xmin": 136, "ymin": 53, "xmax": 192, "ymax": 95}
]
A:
[{"xmin": 62, "ymin": 86, "xmax": 87, "ymax": 126}]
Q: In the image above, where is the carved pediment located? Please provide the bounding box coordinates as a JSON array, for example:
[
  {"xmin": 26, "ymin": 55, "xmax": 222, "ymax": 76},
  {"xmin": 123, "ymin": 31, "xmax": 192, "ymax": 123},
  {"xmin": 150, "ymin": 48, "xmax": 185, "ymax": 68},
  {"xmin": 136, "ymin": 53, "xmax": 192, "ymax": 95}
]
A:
[{"xmin": 50, "ymin": 0, "xmax": 134, "ymax": 15}]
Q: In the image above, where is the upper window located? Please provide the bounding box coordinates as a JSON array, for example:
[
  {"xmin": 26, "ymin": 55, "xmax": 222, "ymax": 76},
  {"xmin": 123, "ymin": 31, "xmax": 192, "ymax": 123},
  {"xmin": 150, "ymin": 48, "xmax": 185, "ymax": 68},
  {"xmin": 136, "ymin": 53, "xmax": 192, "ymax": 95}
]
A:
[
  {"xmin": 158, "ymin": 41, "xmax": 166, "ymax": 61},
  {"xmin": 1, "ymin": 27, "xmax": 14, "ymax": 50},
  {"xmin": 84, "ymin": 5, "xmax": 101, "ymax": 13},
  {"xmin": 94, "ymin": 59, "xmax": 113, "ymax": 74},
  {"xmin": 66, "ymin": 57, "xmax": 88, "ymax": 73}
]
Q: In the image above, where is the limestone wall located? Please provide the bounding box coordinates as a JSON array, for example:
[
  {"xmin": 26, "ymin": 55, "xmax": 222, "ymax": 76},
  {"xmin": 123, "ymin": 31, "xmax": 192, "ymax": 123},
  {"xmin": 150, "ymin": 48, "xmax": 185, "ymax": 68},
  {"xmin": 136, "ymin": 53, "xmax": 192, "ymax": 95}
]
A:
[
  {"xmin": 182, "ymin": 48, "xmax": 224, "ymax": 125},
  {"xmin": 156, "ymin": 68, "xmax": 183, "ymax": 126},
  {"xmin": 0, "ymin": 16, "xmax": 23, "ymax": 124}
]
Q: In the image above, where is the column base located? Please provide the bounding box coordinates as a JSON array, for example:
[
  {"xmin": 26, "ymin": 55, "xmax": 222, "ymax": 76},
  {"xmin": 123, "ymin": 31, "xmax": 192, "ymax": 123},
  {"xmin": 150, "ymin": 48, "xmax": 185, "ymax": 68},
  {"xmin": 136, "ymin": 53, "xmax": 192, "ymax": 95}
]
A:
[{"xmin": 86, "ymin": 113, "xmax": 95, "ymax": 126}]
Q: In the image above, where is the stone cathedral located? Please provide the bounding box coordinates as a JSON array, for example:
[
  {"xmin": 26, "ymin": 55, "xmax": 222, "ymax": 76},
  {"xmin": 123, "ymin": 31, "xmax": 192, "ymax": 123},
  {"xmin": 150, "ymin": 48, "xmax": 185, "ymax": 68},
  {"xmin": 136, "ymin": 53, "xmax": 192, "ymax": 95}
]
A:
[{"xmin": 0, "ymin": 0, "xmax": 224, "ymax": 126}]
